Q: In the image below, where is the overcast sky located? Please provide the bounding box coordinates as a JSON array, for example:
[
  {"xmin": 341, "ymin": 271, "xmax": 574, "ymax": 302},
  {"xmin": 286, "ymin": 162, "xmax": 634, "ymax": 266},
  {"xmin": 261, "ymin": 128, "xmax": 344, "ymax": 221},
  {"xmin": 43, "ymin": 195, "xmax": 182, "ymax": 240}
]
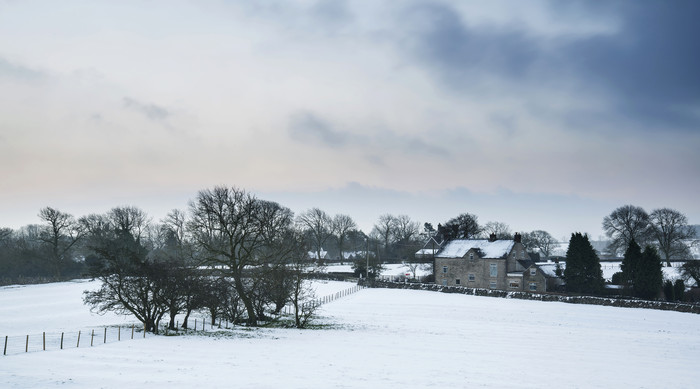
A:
[{"xmin": 1, "ymin": 0, "xmax": 698, "ymax": 241}]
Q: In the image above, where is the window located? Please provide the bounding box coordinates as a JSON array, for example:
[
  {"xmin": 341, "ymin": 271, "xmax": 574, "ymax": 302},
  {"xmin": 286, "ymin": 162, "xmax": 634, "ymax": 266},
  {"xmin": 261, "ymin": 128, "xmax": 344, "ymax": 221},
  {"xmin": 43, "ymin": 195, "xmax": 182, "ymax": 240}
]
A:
[
  {"xmin": 530, "ymin": 268, "xmax": 537, "ymax": 276},
  {"xmin": 469, "ymin": 252, "xmax": 474, "ymax": 260},
  {"xmin": 508, "ymin": 280, "xmax": 520, "ymax": 289},
  {"xmin": 442, "ymin": 266, "xmax": 448, "ymax": 273},
  {"xmin": 529, "ymin": 283, "xmax": 537, "ymax": 291},
  {"xmin": 455, "ymin": 279, "xmax": 461, "ymax": 285},
  {"xmin": 489, "ymin": 281, "xmax": 497, "ymax": 289},
  {"xmin": 490, "ymin": 263, "xmax": 498, "ymax": 277},
  {"xmin": 468, "ymin": 273, "xmax": 475, "ymax": 282}
]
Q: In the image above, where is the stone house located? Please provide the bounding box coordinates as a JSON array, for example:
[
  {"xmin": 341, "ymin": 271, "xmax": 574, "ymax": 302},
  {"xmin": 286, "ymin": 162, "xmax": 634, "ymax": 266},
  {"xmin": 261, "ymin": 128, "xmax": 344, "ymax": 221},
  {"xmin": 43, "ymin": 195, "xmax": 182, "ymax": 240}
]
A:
[{"xmin": 435, "ymin": 233, "xmax": 551, "ymax": 293}]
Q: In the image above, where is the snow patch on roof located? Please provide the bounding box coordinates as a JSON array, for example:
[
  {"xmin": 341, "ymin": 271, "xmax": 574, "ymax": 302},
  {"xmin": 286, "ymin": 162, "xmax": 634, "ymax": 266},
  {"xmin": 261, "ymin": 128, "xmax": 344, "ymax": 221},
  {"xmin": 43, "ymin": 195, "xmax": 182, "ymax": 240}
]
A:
[
  {"xmin": 436, "ymin": 239, "xmax": 515, "ymax": 259},
  {"xmin": 537, "ymin": 262, "xmax": 563, "ymax": 278}
]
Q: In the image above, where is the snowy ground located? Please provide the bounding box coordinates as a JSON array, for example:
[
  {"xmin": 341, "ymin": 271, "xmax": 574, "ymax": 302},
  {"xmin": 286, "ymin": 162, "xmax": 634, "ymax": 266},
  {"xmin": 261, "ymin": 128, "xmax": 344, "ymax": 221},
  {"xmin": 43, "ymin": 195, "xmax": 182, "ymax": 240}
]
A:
[
  {"xmin": 2, "ymin": 280, "xmax": 700, "ymax": 388},
  {"xmin": 325, "ymin": 262, "xmax": 432, "ymax": 279}
]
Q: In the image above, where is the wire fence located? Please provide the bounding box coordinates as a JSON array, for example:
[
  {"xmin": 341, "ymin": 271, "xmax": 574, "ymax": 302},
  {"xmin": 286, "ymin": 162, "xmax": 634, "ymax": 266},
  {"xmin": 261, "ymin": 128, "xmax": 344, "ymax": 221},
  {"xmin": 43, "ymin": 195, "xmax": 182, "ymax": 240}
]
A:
[
  {"xmin": 3, "ymin": 283, "xmax": 366, "ymax": 356},
  {"xmin": 281, "ymin": 284, "xmax": 365, "ymax": 315},
  {"xmin": 2, "ymin": 323, "xmax": 151, "ymax": 357}
]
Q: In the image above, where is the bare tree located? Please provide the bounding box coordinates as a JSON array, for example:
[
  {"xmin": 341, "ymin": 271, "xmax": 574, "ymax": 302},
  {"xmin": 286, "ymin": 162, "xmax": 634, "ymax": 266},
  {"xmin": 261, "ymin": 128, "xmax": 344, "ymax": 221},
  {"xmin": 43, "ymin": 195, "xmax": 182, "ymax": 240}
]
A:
[
  {"xmin": 0, "ymin": 227, "xmax": 12, "ymax": 241},
  {"xmin": 296, "ymin": 208, "xmax": 333, "ymax": 264},
  {"xmin": 482, "ymin": 221, "xmax": 512, "ymax": 240},
  {"xmin": 107, "ymin": 206, "xmax": 150, "ymax": 242},
  {"xmin": 280, "ymin": 228, "xmax": 319, "ymax": 328},
  {"xmin": 392, "ymin": 214, "xmax": 422, "ymax": 267},
  {"xmin": 37, "ymin": 207, "xmax": 84, "ymax": 278},
  {"xmin": 649, "ymin": 208, "xmax": 696, "ymax": 266},
  {"xmin": 188, "ymin": 186, "xmax": 294, "ymax": 326},
  {"xmin": 602, "ymin": 205, "xmax": 651, "ymax": 256},
  {"xmin": 372, "ymin": 214, "xmax": 397, "ymax": 260},
  {"xmin": 152, "ymin": 210, "xmax": 203, "ymax": 330},
  {"xmin": 332, "ymin": 214, "xmax": 356, "ymax": 261},
  {"xmin": 394, "ymin": 215, "xmax": 420, "ymax": 243},
  {"xmin": 522, "ymin": 230, "xmax": 557, "ymax": 258},
  {"xmin": 82, "ymin": 207, "xmax": 169, "ymax": 333}
]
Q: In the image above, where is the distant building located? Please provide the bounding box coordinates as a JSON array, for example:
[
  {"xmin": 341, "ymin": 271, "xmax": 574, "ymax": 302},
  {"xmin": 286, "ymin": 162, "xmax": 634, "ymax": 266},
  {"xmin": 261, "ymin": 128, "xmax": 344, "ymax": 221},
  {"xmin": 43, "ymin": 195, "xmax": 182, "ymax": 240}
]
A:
[
  {"xmin": 415, "ymin": 236, "xmax": 444, "ymax": 259},
  {"xmin": 308, "ymin": 248, "xmax": 330, "ymax": 261},
  {"xmin": 434, "ymin": 233, "xmax": 560, "ymax": 292}
]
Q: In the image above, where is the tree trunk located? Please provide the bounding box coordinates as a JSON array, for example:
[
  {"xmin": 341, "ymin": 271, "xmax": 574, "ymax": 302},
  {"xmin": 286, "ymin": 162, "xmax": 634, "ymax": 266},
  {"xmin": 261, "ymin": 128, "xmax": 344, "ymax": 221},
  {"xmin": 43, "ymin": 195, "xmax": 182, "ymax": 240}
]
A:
[
  {"xmin": 182, "ymin": 309, "xmax": 191, "ymax": 329},
  {"xmin": 209, "ymin": 307, "xmax": 218, "ymax": 328},
  {"xmin": 168, "ymin": 311, "xmax": 177, "ymax": 330},
  {"xmin": 145, "ymin": 318, "xmax": 157, "ymax": 334},
  {"xmin": 234, "ymin": 276, "xmax": 257, "ymax": 326}
]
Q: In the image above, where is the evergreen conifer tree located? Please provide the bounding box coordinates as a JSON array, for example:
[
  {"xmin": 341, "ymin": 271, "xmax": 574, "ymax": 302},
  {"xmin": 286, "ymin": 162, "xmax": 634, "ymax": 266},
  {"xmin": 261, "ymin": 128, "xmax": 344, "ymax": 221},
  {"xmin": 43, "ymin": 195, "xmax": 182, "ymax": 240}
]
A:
[
  {"xmin": 673, "ymin": 279, "xmax": 685, "ymax": 301},
  {"xmin": 564, "ymin": 232, "xmax": 604, "ymax": 294},
  {"xmin": 621, "ymin": 240, "xmax": 643, "ymax": 294},
  {"xmin": 634, "ymin": 246, "xmax": 663, "ymax": 300},
  {"xmin": 663, "ymin": 280, "xmax": 674, "ymax": 301}
]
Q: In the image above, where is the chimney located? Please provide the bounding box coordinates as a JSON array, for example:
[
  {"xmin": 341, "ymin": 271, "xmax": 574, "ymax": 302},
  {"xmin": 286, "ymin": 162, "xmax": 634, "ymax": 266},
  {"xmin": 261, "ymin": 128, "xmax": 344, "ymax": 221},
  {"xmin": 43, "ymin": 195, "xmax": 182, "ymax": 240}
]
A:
[
  {"xmin": 489, "ymin": 233, "xmax": 497, "ymax": 242},
  {"xmin": 513, "ymin": 233, "xmax": 521, "ymax": 243}
]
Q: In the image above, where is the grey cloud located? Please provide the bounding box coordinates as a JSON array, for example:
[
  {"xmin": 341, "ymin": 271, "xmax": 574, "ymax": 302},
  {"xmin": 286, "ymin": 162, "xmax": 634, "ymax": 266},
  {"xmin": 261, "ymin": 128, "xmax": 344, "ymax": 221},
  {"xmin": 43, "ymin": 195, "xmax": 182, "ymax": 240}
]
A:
[
  {"xmin": 379, "ymin": 131, "xmax": 450, "ymax": 157},
  {"xmin": 399, "ymin": 3, "xmax": 542, "ymax": 85},
  {"xmin": 288, "ymin": 111, "xmax": 449, "ymax": 157},
  {"xmin": 122, "ymin": 97, "xmax": 170, "ymax": 121},
  {"xmin": 489, "ymin": 113, "xmax": 518, "ymax": 137},
  {"xmin": 0, "ymin": 57, "xmax": 45, "ymax": 81},
  {"xmin": 311, "ymin": 0, "xmax": 353, "ymax": 25},
  {"xmin": 556, "ymin": 2, "xmax": 700, "ymax": 130},
  {"xmin": 397, "ymin": 1, "xmax": 700, "ymax": 132},
  {"xmin": 235, "ymin": 0, "xmax": 355, "ymax": 35},
  {"xmin": 288, "ymin": 111, "xmax": 358, "ymax": 148}
]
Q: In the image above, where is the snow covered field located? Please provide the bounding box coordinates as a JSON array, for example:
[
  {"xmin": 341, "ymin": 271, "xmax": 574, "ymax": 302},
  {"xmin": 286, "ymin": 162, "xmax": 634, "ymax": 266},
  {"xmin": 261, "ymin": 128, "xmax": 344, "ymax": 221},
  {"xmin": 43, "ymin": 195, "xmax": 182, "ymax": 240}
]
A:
[
  {"xmin": 2, "ymin": 280, "xmax": 700, "ymax": 388},
  {"xmin": 325, "ymin": 262, "xmax": 432, "ymax": 279}
]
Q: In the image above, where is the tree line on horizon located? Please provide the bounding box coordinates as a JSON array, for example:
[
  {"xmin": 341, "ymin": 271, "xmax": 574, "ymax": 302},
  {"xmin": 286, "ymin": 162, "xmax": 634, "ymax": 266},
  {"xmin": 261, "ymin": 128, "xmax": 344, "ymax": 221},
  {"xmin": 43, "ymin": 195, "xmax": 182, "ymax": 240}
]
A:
[
  {"xmin": 0, "ymin": 193, "xmax": 573, "ymax": 285},
  {"xmin": 1, "ymin": 189, "xmax": 699, "ymax": 329}
]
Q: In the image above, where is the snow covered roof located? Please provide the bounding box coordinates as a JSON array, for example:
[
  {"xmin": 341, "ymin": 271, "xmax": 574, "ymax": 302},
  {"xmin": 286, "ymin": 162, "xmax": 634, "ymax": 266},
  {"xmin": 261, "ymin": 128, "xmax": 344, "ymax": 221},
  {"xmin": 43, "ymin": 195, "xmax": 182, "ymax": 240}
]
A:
[
  {"xmin": 436, "ymin": 239, "xmax": 515, "ymax": 259},
  {"xmin": 415, "ymin": 248, "xmax": 440, "ymax": 257},
  {"xmin": 342, "ymin": 251, "xmax": 367, "ymax": 260},
  {"xmin": 536, "ymin": 262, "xmax": 564, "ymax": 278}
]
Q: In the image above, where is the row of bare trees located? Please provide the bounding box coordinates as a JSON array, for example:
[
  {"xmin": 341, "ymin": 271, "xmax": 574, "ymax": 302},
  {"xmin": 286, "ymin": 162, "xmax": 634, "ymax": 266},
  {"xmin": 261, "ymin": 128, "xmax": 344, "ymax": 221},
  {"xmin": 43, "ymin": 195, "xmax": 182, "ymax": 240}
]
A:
[
  {"xmin": 602, "ymin": 205, "xmax": 698, "ymax": 264},
  {"xmin": 3, "ymin": 188, "xmax": 321, "ymax": 331},
  {"xmin": 0, "ymin": 204, "xmax": 567, "ymax": 287}
]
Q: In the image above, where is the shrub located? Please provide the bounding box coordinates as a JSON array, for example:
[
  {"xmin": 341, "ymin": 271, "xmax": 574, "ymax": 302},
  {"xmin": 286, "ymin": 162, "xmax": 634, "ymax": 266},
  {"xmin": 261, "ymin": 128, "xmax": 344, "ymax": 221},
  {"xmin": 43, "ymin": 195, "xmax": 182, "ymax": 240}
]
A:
[
  {"xmin": 611, "ymin": 272, "xmax": 625, "ymax": 285},
  {"xmin": 663, "ymin": 280, "xmax": 675, "ymax": 301},
  {"xmin": 674, "ymin": 279, "xmax": 685, "ymax": 302}
]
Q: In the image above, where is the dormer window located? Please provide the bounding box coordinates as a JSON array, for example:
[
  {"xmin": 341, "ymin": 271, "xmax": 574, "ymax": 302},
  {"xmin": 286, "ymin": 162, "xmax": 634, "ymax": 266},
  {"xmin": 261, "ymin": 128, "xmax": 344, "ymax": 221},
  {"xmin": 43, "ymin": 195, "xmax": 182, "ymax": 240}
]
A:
[{"xmin": 469, "ymin": 252, "xmax": 474, "ymax": 260}]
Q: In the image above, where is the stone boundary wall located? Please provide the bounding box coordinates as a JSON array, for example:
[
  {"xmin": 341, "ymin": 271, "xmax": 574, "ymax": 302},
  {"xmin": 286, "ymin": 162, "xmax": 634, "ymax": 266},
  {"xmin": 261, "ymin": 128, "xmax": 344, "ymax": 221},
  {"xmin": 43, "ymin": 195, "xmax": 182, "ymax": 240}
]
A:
[{"xmin": 359, "ymin": 279, "xmax": 700, "ymax": 315}]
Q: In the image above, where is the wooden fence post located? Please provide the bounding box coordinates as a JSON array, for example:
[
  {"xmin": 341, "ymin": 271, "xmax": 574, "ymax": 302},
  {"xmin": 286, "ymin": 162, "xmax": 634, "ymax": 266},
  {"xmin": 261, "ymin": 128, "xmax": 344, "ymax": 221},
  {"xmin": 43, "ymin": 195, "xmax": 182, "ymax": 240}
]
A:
[
  {"xmin": 25, "ymin": 335, "xmax": 29, "ymax": 352},
  {"xmin": 77, "ymin": 331, "xmax": 81, "ymax": 347},
  {"xmin": 91, "ymin": 329, "xmax": 94, "ymax": 346},
  {"xmin": 194, "ymin": 319, "xmax": 197, "ymax": 331},
  {"xmin": 104, "ymin": 327, "xmax": 107, "ymax": 344},
  {"xmin": 60, "ymin": 333, "xmax": 64, "ymax": 349},
  {"xmin": 4, "ymin": 335, "xmax": 7, "ymax": 355},
  {"xmin": 118, "ymin": 326, "xmax": 121, "ymax": 341},
  {"xmin": 43, "ymin": 332, "xmax": 46, "ymax": 351},
  {"xmin": 131, "ymin": 324, "xmax": 134, "ymax": 339},
  {"xmin": 143, "ymin": 324, "xmax": 146, "ymax": 338}
]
